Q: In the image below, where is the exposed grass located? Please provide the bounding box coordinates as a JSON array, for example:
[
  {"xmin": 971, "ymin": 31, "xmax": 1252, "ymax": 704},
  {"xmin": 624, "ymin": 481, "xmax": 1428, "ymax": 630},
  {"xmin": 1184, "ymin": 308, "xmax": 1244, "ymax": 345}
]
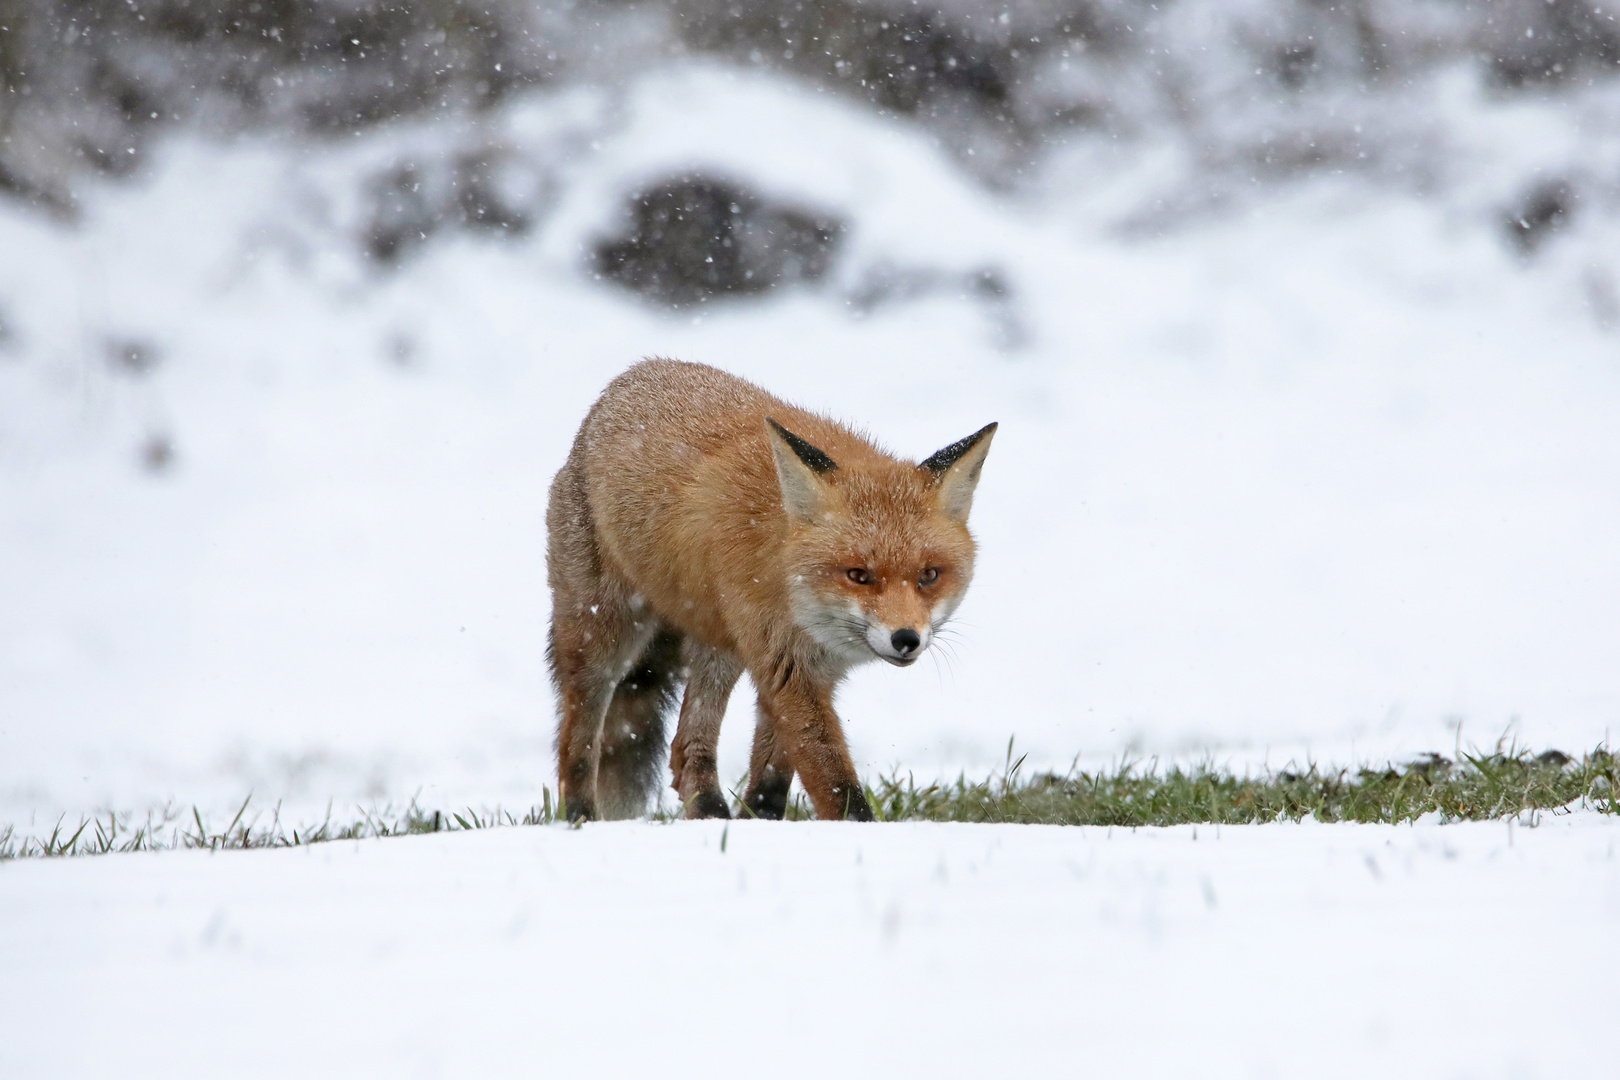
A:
[
  {"xmin": 2, "ymin": 742, "xmax": 1614, "ymax": 861},
  {"xmin": 0, "ymin": 789, "xmax": 566, "ymax": 862},
  {"xmin": 843, "ymin": 740, "xmax": 1619, "ymax": 827}
]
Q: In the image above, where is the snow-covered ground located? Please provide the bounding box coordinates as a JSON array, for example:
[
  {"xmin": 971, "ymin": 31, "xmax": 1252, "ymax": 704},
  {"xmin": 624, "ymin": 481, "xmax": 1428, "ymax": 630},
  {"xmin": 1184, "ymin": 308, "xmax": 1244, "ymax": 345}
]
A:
[
  {"xmin": 3, "ymin": 814, "xmax": 1616, "ymax": 1077},
  {"xmin": 3, "ymin": 65, "xmax": 1619, "ymax": 829}
]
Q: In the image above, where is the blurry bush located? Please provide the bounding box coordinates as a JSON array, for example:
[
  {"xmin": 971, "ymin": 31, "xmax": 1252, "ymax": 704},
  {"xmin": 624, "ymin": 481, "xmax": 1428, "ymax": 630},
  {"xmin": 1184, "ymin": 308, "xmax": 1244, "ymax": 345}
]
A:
[
  {"xmin": 364, "ymin": 147, "xmax": 551, "ymax": 263},
  {"xmin": 0, "ymin": 0, "xmax": 636, "ymax": 213},
  {"xmin": 4, "ymin": 1, "xmax": 1617, "ymax": 222}
]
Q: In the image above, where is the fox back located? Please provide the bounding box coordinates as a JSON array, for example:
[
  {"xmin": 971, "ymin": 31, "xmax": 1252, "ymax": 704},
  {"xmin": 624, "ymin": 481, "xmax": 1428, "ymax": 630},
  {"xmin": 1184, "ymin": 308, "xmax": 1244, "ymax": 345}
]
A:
[{"xmin": 547, "ymin": 358, "xmax": 994, "ymax": 821}]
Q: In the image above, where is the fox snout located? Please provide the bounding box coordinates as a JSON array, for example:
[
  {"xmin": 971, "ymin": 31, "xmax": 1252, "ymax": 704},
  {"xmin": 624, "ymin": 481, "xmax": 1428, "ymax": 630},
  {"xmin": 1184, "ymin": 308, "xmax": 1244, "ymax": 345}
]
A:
[{"xmin": 864, "ymin": 621, "xmax": 930, "ymax": 666}]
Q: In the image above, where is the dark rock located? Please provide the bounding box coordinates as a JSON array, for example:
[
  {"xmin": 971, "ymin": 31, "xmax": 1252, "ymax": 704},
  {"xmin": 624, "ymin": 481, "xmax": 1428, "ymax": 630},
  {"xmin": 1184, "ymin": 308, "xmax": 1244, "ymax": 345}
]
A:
[
  {"xmin": 1503, "ymin": 180, "xmax": 1574, "ymax": 255},
  {"xmin": 454, "ymin": 151, "xmax": 547, "ymax": 235},
  {"xmin": 1275, "ymin": 43, "xmax": 1319, "ymax": 89},
  {"xmin": 385, "ymin": 332, "xmax": 417, "ymax": 367},
  {"xmin": 594, "ymin": 176, "xmax": 843, "ymax": 307},
  {"xmin": 107, "ymin": 338, "xmax": 161, "ymax": 376},
  {"xmin": 140, "ymin": 432, "xmax": 175, "ymax": 473},
  {"xmin": 364, "ymin": 164, "xmax": 439, "ymax": 264}
]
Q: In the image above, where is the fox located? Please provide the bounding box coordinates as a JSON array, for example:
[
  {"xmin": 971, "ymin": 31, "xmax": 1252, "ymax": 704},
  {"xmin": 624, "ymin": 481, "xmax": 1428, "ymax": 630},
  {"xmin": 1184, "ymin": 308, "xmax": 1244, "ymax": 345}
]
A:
[{"xmin": 547, "ymin": 358, "xmax": 995, "ymax": 822}]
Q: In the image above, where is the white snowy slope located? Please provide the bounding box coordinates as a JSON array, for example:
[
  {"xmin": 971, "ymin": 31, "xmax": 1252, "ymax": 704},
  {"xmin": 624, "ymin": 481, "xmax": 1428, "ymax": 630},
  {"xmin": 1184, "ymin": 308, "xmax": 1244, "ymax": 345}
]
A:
[
  {"xmin": 2, "ymin": 65, "xmax": 1619, "ymax": 827},
  {"xmin": 1, "ymin": 816, "xmax": 1616, "ymax": 1078}
]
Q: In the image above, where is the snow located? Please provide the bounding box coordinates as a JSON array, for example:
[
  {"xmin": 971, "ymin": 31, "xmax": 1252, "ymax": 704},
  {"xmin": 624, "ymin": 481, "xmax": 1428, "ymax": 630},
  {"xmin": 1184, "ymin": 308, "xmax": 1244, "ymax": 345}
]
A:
[
  {"xmin": 3, "ymin": 815, "xmax": 1616, "ymax": 1077},
  {"xmin": 2, "ymin": 63, "xmax": 1619, "ymax": 828},
  {"xmin": 3, "ymin": 58, "xmax": 1619, "ymax": 1073}
]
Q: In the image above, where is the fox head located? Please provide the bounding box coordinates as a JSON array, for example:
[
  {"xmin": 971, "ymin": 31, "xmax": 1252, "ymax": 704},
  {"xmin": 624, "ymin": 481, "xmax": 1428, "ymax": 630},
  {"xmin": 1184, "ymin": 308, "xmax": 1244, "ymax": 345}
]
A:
[{"xmin": 766, "ymin": 417, "xmax": 996, "ymax": 669}]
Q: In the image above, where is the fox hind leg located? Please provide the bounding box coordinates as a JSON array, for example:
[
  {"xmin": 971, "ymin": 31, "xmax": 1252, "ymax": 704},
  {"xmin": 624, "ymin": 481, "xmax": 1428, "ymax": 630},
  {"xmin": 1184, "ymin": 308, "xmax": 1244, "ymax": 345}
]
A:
[
  {"xmin": 549, "ymin": 536, "xmax": 661, "ymax": 823},
  {"xmin": 551, "ymin": 599, "xmax": 656, "ymax": 822},
  {"xmin": 741, "ymin": 700, "xmax": 796, "ymax": 820},
  {"xmin": 595, "ymin": 627, "xmax": 683, "ymax": 820},
  {"xmin": 669, "ymin": 640, "xmax": 742, "ymax": 819},
  {"xmin": 547, "ymin": 447, "xmax": 665, "ymax": 821}
]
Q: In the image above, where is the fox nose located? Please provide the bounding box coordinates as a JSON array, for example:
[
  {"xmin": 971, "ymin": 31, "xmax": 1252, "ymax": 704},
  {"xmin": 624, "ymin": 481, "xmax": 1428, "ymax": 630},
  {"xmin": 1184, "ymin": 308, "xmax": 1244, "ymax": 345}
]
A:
[{"xmin": 890, "ymin": 628, "xmax": 921, "ymax": 656}]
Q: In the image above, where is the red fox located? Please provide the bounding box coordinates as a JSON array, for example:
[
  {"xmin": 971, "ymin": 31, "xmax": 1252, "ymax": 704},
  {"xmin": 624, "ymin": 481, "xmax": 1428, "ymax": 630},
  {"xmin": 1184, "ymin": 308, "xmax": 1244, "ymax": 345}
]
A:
[{"xmin": 547, "ymin": 359, "xmax": 995, "ymax": 821}]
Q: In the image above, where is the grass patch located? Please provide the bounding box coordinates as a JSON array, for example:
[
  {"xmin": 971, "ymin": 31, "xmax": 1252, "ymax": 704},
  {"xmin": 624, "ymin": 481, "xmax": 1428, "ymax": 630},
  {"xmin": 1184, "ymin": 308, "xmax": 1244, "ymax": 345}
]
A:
[
  {"xmin": 0, "ymin": 790, "xmax": 566, "ymax": 862},
  {"xmin": 2, "ymin": 742, "xmax": 1614, "ymax": 861},
  {"xmin": 846, "ymin": 740, "xmax": 1618, "ymax": 827}
]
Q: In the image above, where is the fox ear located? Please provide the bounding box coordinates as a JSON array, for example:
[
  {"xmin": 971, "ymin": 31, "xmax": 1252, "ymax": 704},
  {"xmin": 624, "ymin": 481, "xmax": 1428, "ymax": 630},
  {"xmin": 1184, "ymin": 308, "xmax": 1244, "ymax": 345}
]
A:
[
  {"xmin": 921, "ymin": 422, "xmax": 997, "ymax": 522},
  {"xmin": 766, "ymin": 418, "xmax": 838, "ymax": 521}
]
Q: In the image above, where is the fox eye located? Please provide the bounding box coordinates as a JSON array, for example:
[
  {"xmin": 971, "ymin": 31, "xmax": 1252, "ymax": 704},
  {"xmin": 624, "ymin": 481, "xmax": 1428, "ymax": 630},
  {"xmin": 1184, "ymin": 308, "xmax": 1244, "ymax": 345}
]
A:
[
  {"xmin": 918, "ymin": 567, "xmax": 941, "ymax": 587},
  {"xmin": 846, "ymin": 568, "xmax": 874, "ymax": 586}
]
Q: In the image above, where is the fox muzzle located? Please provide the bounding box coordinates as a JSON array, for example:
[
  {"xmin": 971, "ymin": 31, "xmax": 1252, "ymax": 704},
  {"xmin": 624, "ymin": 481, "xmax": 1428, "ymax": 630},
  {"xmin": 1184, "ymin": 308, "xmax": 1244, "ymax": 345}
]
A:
[{"xmin": 866, "ymin": 622, "xmax": 928, "ymax": 666}]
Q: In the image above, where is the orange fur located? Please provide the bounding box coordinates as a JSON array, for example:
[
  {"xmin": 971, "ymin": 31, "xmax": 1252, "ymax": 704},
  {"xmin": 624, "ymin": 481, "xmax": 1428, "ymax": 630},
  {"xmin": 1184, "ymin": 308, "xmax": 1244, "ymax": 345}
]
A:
[{"xmin": 547, "ymin": 358, "xmax": 994, "ymax": 821}]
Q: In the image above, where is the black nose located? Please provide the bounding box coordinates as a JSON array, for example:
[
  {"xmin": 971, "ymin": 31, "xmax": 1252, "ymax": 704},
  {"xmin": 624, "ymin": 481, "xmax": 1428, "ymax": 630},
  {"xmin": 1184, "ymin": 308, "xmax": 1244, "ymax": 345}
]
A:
[{"xmin": 891, "ymin": 628, "xmax": 921, "ymax": 655}]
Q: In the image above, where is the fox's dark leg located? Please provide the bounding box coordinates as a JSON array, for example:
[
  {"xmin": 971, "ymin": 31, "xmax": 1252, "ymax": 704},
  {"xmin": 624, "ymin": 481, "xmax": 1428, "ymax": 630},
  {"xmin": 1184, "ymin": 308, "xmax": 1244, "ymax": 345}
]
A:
[
  {"xmin": 551, "ymin": 594, "xmax": 656, "ymax": 823},
  {"xmin": 547, "ymin": 451, "xmax": 662, "ymax": 822},
  {"xmin": 668, "ymin": 641, "xmax": 741, "ymax": 819},
  {"xmin": 756, "ymin": 667, "xmax": 874, "ymax": 822},
  {"xmin": 595, "ymin": 626, "xmax": 683, "ymax": 820},
  {"xmin": 741, "ymin": 701, "xmax": 796, "ymax": 819}
]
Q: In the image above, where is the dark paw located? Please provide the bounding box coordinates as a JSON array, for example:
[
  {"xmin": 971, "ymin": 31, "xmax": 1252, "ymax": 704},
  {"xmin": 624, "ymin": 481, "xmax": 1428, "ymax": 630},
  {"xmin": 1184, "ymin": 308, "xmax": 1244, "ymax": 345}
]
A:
[
  {"xmin": 839, "ymin": 786, "xmax": 876, "ymax": 822},
  {"xmin": 686, "ymin": 790, "xmax": 732, "ymax": 820},
  {"xmin": 744, "ymin": 778, "xmax": 791, "ymax": 820},
  {"xmin": 564, "ymin": 797, "xmax": 597, "ymax": 824}
]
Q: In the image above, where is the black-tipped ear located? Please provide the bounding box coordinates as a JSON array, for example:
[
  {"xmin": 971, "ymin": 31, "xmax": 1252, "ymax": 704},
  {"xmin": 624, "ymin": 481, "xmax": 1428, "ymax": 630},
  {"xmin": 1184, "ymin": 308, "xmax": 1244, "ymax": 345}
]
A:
[
  {"xmin": 922, "ymin": 422, "xmax": 996, "ymax": 523},
  {"xmin": 765, "ymin": 418, "xmax": 838, "ymax": 521},
  {"xmin": 766, "ymin": 418, "xmax": 837, "ymax": 474},
  {"xmin": 921, "ymin": 422, "xmax": 997, "ymax": 476}
]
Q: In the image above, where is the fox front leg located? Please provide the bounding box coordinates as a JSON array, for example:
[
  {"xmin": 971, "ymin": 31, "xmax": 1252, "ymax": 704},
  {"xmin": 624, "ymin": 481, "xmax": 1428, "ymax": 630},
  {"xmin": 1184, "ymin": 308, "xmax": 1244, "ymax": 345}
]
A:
[{"xmin": 759, "ymin": 672, "xmax": 874, "ymax": 822}]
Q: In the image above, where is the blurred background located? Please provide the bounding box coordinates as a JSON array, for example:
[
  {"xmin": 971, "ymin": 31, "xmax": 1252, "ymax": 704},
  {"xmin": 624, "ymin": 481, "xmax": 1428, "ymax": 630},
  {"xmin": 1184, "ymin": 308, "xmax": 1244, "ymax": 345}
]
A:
[{"xmin": 3, "ymin": 0, "xmax": 1619, "ymax": 829}]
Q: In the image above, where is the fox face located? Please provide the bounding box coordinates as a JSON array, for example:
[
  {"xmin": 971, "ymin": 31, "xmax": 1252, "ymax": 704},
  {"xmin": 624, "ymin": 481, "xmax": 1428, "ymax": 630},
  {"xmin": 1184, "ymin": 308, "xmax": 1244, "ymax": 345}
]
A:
[{"xmin": 768, "ymin": 418, "xmax": 996, "ymax": 670}]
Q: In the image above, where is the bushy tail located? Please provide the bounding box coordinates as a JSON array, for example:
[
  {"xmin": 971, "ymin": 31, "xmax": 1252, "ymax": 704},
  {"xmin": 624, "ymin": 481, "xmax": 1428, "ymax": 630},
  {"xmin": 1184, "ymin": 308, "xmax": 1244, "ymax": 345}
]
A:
[{"xmin": 594, "ymin": 628, "xmax": 683, "ymax": 819}]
